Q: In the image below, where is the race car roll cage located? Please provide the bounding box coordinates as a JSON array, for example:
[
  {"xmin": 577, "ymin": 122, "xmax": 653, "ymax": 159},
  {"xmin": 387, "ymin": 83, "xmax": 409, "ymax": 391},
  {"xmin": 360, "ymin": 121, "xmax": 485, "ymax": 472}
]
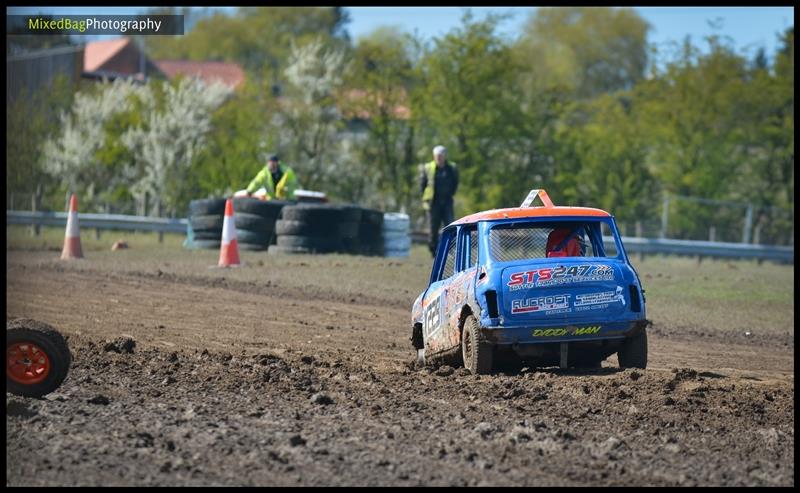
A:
[{"xmin": 427, "ymin": 190, "xmax": 632, "ymax": 287}]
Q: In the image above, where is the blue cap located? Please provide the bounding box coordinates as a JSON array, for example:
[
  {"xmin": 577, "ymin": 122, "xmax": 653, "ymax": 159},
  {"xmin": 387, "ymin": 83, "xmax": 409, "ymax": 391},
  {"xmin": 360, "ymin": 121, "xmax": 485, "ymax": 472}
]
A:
[{"xmin": 268, "ymin": 154, "xmax": 279, "ymax": 162}]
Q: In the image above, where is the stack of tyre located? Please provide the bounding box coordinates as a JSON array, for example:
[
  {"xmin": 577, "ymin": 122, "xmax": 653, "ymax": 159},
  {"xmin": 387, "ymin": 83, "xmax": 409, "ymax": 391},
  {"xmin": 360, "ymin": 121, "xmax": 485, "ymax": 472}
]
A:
[
  {"xmin": 270, "ymin": 204, "xmax": 362, "ymax": 255},
  {"xmin": 186, "ymin": 199, "xmax": 226, "ymax": 250},
  {"xmin": 186, "ymin": 198, "xmax": 288, "ymax": 251},
  {"xmin": 357, "ymin": 208, "xmax": 384, "ymax": 256},
  {"xmin": 383, "ymin": 212, "xmax": 411, "ymax": 257},
  {"xmin": 232, "ymin": 198, "xmax": 288, "ymax": 250}
]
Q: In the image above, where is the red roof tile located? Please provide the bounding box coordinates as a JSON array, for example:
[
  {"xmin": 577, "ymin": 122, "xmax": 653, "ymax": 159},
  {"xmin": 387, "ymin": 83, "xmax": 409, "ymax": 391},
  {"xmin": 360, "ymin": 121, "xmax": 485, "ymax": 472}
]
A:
[{"xmin": 83, "ymin": 37, "xmax": 132, "ymax": 72}]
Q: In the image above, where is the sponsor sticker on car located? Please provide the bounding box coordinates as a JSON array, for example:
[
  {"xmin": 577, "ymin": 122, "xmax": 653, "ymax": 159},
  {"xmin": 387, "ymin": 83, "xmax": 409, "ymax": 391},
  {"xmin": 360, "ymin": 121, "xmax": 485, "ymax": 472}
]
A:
[
  {"xmin": 511, "ymin": 294, "xmax": 571, "ymax": 314},
  {"xmin": 507, "ymin": 264, "xmax": 614, "ymax": 290},
  {"xmin": 532, "ymin": 325, "xmax": 602, "ymax": 337},
  {"xmin": 574, "ymin": 286, "xmax": 626, "ymax": 311}
]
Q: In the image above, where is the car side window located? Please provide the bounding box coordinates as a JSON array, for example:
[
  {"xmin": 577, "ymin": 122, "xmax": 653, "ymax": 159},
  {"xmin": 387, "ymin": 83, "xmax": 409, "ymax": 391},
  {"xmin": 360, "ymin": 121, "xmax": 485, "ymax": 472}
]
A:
[
  {"xmin": 440, "ymin": 235, "xmax": 457, "ymax": 280},
  {"xmin": 467, "ymin": 227, "xmax": 478, "ymax": 269},
  {"xmin": 601, "ymin": 222, "xmax": 619, "ymax": 257}
]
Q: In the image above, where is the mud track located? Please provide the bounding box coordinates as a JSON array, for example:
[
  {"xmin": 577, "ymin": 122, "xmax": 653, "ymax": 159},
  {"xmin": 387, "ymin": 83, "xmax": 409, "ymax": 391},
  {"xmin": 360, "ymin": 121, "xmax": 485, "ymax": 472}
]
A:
[{"xmin": 6, "ymin": 252, "xmax": 794, "ymax": 486}]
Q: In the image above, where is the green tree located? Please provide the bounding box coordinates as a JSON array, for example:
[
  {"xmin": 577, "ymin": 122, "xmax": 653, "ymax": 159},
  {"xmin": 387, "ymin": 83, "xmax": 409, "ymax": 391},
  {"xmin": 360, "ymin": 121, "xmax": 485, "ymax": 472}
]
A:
[
  {"xmin": 190, "ymin": 78, "xmax": 277, "ymax": 205},
  {"xmin": 636, "ymin": 36, "xmax": 749, "ymax": 199},
  {"xmin": 343, "ymin": 27, "xmax": 418, "ymax": 211},
  {"xmin": 273, "ymin": 38, "xmax": 354, "ymax": 198},
  {"xmin": 733, "ymin": 27, "xmax": 794, "ymax": 244},
  {"xmin": 413, "ymin": 11, "xmax": 524, "ymax": 214},
  {"xmin": 6, "ymin": 75, "xmax": 77, "ymax": 211},
  {"xmin": 551, "ymin": 95, "xmax": 660, "ymax": 229},
  {"xmin": 42, "ymin": 79, "xmax": 147, "ymax": 213},
  {"xmin": 518, "ymin": 7, "xmax": 650, "ymax": 99},
  {"xmin": 144, "ymin": 7, "xmax": 350, "ymax": 89}
]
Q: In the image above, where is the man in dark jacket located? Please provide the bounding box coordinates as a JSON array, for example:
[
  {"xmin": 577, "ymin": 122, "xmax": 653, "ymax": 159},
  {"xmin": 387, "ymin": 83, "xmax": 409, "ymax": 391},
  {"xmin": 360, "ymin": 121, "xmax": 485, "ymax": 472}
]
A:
[{"xmin": 420, "ymin": 145, "xmax": 459, "ymax": 257}]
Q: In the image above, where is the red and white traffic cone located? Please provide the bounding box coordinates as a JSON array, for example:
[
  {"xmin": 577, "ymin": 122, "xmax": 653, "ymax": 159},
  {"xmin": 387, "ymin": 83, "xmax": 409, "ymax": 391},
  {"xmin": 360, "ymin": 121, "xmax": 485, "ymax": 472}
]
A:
[
  {"xmin": 217, "ymin": 198, "xmax": 240, "ymax": 267},
  {"xmin": 60, "ymin": 194, "xmax": 84, "ymax": 260}
]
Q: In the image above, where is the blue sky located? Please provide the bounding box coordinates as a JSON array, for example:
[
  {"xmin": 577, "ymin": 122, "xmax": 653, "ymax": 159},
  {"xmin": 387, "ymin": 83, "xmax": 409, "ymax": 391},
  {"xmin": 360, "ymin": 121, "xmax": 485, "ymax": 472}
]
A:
[{"xmin": 7, "ymin": 6, "xmax": 795, "ymax": 60}]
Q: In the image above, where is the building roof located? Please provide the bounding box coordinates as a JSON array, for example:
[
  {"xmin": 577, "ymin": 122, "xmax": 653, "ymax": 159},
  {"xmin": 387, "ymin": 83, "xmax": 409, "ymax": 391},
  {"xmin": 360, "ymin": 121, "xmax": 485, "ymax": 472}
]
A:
[
  {"xmin": 82, "ymin": 37, "xmax": 164, "ymax": 80},
  {"xmin": 452, "ymin": 206, "xmax": 611, "ymax": 226},
  {"xmin": 153, "ymin": 60, "xmax": 246, "ymax": 89},
  {"xmin": 83, "ymin": 37, "xmax": 131, "ymax": 72}
]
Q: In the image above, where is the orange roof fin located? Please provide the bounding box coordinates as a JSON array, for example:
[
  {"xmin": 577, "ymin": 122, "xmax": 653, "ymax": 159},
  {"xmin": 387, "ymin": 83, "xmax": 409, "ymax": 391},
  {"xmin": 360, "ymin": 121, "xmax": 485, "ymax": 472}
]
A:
[{"xmin": 520, "ymin": 189, "xmax": 554, "ymax": 208}]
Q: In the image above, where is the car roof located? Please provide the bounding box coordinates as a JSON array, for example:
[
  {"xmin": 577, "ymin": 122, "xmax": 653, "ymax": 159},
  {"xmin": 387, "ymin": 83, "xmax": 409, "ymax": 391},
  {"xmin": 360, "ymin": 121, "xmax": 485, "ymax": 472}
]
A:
[{"xmin": 451, "ymin": 206, "xmax": 611, "ymax": 227}]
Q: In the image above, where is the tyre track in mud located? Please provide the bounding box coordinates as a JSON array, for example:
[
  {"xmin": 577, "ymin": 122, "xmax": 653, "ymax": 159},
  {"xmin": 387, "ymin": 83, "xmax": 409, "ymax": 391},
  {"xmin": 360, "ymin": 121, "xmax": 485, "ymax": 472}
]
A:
[
  {"xmin": 7, "ymin": 261, "xmax": 411, "ymax": 371},
  {"xmin": 6, "ymin": 337, "xmax": 794, "ymax": 486},
  {"xmin": 6, "ymin": 253, "xmax": 795, "ymax": 486}
]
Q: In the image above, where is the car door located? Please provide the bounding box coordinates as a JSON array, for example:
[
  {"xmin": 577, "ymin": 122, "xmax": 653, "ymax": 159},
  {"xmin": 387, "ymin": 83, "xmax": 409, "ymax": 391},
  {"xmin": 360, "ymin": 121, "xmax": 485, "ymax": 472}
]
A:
[
  {"xmin": 422, "ymin": 228, "xmax": 458, "ymax": 354},
  {"xmin": 440, "ymin": 225, "xmax": 479, "ymax": 349}
]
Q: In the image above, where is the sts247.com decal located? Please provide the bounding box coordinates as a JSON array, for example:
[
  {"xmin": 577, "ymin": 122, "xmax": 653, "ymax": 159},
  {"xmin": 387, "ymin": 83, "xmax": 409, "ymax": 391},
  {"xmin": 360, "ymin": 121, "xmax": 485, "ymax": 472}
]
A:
[{"xmin": 507, "ymin": 264, "xmax": 614, "ymax": 289}]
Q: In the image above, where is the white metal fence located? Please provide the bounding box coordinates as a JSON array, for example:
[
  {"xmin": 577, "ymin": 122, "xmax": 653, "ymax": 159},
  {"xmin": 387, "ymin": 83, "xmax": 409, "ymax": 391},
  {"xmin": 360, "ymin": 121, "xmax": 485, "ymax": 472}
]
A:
[{"xmin": 7, "ymin": 210, "xmax": 794, "ymax": 263}]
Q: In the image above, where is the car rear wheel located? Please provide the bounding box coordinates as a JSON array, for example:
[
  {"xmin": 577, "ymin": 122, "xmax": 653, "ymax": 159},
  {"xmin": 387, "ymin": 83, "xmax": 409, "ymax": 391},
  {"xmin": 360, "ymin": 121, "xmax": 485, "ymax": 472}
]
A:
[
  {"xmin": 617, "ymin": 328, "xmax": 647, "ymax": 369},
  {"xmin": 462, "ymin": 314, "xmax": 493, "ymax": 374}
]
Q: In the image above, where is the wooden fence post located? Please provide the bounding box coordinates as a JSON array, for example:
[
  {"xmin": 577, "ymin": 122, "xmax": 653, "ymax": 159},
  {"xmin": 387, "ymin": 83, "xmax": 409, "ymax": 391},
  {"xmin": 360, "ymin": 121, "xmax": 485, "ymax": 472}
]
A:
[
  {"xmin": 157, "ymin": 200, "xmax": 164, "ymax": 244},
  {"xmin": 31, "ymin": 187, "xmax": 41, "ymax": 237}
]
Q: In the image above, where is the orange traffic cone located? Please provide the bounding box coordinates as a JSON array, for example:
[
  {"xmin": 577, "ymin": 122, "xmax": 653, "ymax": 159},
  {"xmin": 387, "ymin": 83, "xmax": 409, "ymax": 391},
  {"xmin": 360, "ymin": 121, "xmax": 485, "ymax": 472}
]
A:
[
  {"xmin": 61, "ymin": 194, "xmax": 84, "ymax": 260},
  {"xmin": 217, "ymin": 199, "xmax": 240, "ymax": 267}
]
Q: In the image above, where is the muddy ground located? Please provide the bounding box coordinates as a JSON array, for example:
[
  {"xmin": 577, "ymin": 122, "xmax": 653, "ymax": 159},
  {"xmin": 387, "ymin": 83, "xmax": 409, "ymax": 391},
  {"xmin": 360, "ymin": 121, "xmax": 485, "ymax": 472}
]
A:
[{"xmin": 5, "ymin": 249, "xmax": 794, "ymax": 486}]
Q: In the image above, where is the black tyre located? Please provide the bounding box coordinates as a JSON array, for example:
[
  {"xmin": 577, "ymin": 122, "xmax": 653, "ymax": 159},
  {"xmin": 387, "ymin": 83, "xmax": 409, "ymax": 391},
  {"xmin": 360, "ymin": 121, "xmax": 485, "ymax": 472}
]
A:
[
  {"xmin": 361, "ymin": 208, "xmax": 384, "ymax": 228},
  {"xmin": 276, "ymin": 219, "xmax": 335, "ymax": 237},
  {"xmin": 338, "ymin": 205, "xmax": 363, "ymax": 224},
  {"xmin": 618, "ymin": 328, "xmax": 648, "ymax": 369},
  {"xmin": 461, "ymin": 314, "xmax": 493, "ymax": 374},
  {"xmin": 338, "ymin": 221, "xmax": 359, "ymax": 239},
  {"xmin": 268, "ymin": 245, "xmax": 314, "ymax": 255},
  {"xmin": 190, "ymin": 239, "xmax": 221, "ymax": 250},
  {"xmin": 238, "ymin": 242, "xmax": 269, "ymax": 251},
  {"xmin": 234, "ymin": 212, "xmax": 275, "ymax": 232},
  {"xmin": 232, "ymin": 198, "xmax": 289, "ymax": 218},
  {"xmin": 282, "ymin": 204, "xmax": 347, "ymax": 223},
  {"xmin": 190, "ymin": 214, "xmax": 224, "ymax": 231},
  {"xmin": 7, "ymin": 319, "xmax": 71, "ymax": 398},
  {"xmin": 189, "ymin": 198, "xmax": 227, "ymax": 217},
  {"xmin": 277, "ymin": 235, "xmax": 341, "ymax": 252},
  {"xmin": 340, "ymin": 236, "xmax": 362, "ymax": 255},
  {"xmin": 359, "ymin": 209, "xmax": 384, "ymax": 247},
  {"xmin": 235, "ymin": 228, "xmax": 272, "ymax": 245},
  {"xmin": 191, "ymin": 230, "xmax": 222, "ymax": 241}
]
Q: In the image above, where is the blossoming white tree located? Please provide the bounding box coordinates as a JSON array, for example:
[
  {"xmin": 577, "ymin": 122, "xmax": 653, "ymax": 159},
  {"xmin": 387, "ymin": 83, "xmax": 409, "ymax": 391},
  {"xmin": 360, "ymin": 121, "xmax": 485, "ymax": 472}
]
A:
[
  {"xmin": 43, "ymin": 79, "xmax": 147, "ymax": 211},
  {"xmin": 43, "ymin": 76, "xmax": 230, "ymax": 215},
  {"xmin": 276, "ymin": 38, "xmax": 365, "ymax": 196},
  {"xmin": 122, "ymin": 77, "xmax": 231, "ymax": 216}
]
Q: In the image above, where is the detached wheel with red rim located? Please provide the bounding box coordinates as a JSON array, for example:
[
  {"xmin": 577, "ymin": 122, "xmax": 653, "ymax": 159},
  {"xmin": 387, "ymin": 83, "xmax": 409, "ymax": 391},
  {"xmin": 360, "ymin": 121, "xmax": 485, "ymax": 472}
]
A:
[{"xmin": 6, "ymin": 319, "xmax": 71, "ymax": 397}]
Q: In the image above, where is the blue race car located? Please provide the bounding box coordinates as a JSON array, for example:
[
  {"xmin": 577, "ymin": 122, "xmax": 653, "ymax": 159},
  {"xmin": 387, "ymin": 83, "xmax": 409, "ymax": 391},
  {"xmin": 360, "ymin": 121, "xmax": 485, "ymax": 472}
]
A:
[{"xmin": 411, "ymin": 189, "xmax": 649, "ymax": 374}]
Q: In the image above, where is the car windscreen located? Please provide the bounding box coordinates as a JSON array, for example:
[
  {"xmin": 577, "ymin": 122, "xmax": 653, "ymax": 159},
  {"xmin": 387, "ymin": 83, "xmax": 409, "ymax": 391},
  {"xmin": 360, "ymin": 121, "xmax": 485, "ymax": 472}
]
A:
[{"xmin": 488, "ymin": 220, "xmax": 612, "ymax": 262}]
